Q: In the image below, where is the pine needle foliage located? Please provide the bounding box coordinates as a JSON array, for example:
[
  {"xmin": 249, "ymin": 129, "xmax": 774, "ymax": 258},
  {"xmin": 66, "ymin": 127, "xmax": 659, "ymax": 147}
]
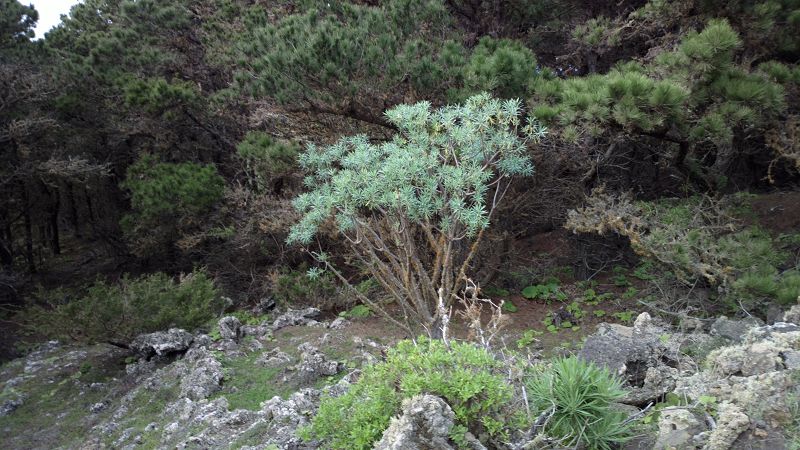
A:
[
  {"xmin": 456, "ymin": 37, "xmax": 539, "ymax": 101},
  {"xmin": 533, "ymin": 19, "xmax": 787, "ymax": 172},
  {"xmin": 120, "ymin": 155, "xmax": 225, "ymax": 256},
  {"xmin": 0, "ymin": 0, "xmax": 37, "ymax": 49},
  {"xmin": 236, "ymin": 131, "xmax": 299, "ymax": 193},
  {"xmin": 236, "ymin": 0, "xmax": 464, "ymax": 109},
  {"xmin": 288, "ymin": 94, "xmax": 545, "ymax": 335},
  {"xmin": 45, "ymin": 0, "xmax": 201, "ymax": 117}
]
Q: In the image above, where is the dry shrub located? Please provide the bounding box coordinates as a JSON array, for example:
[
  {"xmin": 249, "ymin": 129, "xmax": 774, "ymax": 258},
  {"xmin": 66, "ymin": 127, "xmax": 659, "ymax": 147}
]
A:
[{"xmin": 766, "ymin": 116, "xmax": 800, "ymax": 183}]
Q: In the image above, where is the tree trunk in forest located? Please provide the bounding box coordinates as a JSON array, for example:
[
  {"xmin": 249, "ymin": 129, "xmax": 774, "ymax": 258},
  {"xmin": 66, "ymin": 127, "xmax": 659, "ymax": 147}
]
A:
[
  {"xmin": 0, "ymin": 217, "xmax": 12, "ymax": 270},
  {"xmin": 67, "ymin": 183, "xmax": 81, "ymax": 238},
  {"xmin": 49, "ymin": 187, "xmax": 60, "ymax": 255},
  {"xmin": 21, "ymin": 185, "xmax": 35, "ymax": 272},
  {"xmin": 85, "ymin": 188, "xmax": 98, "ymax": 237}
]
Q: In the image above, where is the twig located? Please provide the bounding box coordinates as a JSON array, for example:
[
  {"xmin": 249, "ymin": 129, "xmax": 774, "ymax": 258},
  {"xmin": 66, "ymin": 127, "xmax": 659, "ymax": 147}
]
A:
[{"xmin": 623, "ymin": 401, "xmax": 654, "ymax": 425}]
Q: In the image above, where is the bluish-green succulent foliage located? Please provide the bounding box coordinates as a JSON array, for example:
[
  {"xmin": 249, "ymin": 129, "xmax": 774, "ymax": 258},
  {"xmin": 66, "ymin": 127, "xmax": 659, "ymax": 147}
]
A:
[{"xmin": 288, "ymin": 93, "xmax": 545, "ymax": 245}]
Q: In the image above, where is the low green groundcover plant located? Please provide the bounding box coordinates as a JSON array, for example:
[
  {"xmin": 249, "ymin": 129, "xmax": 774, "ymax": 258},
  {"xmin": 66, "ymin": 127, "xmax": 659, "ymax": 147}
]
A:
[
  {"xmin": 301, "ymin": 337, "xmax": 518, "ymax": 449},
  {"xmin": 26, "ymin": 270, "xmax": 223, "ymax": 345},
  {"xmin": 527, "ymin": 356, "xmax": 631, "ymax": 450}
]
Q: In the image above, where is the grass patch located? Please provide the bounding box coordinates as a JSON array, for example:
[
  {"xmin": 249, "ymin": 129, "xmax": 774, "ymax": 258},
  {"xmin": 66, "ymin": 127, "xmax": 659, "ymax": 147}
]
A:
[
  {"xmin": 105, "ymin": 382, "xmax": 181, "ymax": 447},
  {"xmin": 214, "ymin": 352, "xmax": 289, "ymax": 410},
  {"xmin": 0, "ymin": 346, "xmax": 124, "ymax": 449}
]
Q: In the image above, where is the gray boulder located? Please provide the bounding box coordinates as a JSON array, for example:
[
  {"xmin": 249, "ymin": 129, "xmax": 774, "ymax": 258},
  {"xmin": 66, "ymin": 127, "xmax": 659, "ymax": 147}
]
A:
[
  {"xmin": 329, "ymin": 317, "xmax": 349, "ymax": 330},
  {"xmin": 257, "ymin": 348, "xmax": 293, "ymax": 368},
  {"xmin": 218, "ymin": 316, "xmax": 242, "ymax": 342},
  {"xmin": 180, "ymin": 347, "xmax": 224, "ymax": 400},
  {"xmin": 272, "ymin": 308, "xmax": 322, "ymax": 331},
  {"xmin": 295, "ymin": 343, "xmax": 342, "ymax": 383},
  {"xmin": 578, "ymin": 313, "xmax": 681, "ymax": 405},
  {"xmin": 0, "ymin": 397, "xmax": 23, "ymax": 417},
  {"xmin": 192, "ymin": 333, "xmax": 213, "ymax": 349},
  {"xmin": 241, "ymin": 324, "xmax": 271, "ymax": 339},
  {"xmin": 655, "ymin": 409, "xmax": 705, "ymax": 449},
  {"xmin": 374, "ymin": 395, "xmax": 480, "ymax": 450},
  {"xmin": 130, "ymin": 328, "xmax": 193, "ymax": 358},
  {"xmin": 710, "ymin": 316, "xmax": 762, "ymax": 343},
  {"xmin": 254, "ymin": 297, "xmax": 276, "ymax": 314},
  {"xmin": 783, "ymin": 350, "xmax": 800, "ymax": 370},
  {"xmin": 783, "ymin": 304, "xmax": 800, "ymax": 324}
]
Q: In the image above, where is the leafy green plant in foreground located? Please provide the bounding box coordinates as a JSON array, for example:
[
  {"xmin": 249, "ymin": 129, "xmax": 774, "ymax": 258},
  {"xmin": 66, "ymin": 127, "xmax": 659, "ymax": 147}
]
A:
[
  {"xmin": 302, "ymin": 337, "xmax": 516, "ymax": 449},
  {"xmin": 517, "ymin": 329, "xmax": 543, "ymax": 348},
  {"xmin": 522, "ymin": 279, "xmax": 566, "ymax": 303},
  {"xmin": 339, "ymin": 304, "xmax": 372, "ymax": 319},
  {"xmin": 527, "ymin": 356, "xmax": 631, "ymax": 450}
]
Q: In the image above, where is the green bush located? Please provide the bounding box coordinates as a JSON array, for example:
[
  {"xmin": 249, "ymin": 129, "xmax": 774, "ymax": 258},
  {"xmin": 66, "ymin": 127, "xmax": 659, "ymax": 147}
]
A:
[
  {"xmin": 526, "ymin": 356, "xmax": 631, "ymax": 450},
  {"xmin": 121, "ymin": 155, "xmax": 224, "ymax": 225},
  {"xmin": 302, "ymin": 337, "xmax": 517, "ymax": 449},
  {"xmin": 236, "ymin": 131, "xmax": 299, "ymax": 193},
  {"xmin": 26, "ymin": 270, "xmax": 223, "ymax": 345},
  {"xmin": 273, "ymin": 269, "xmax": 343, "ymax": 309},
  {"xmin": 567, "ymin": 191, "xmax": 800, "ymax": 314},
  {"xmin": 457, "ymin": 37, "xmax": 538, "ymax": 100},
  {"xmin": 237, "ymin": 0, "xmax": 463, "ymax": 107},
  {"xmin": 120, "ymin": 155, "xmax": 225, "ymax": 255}
]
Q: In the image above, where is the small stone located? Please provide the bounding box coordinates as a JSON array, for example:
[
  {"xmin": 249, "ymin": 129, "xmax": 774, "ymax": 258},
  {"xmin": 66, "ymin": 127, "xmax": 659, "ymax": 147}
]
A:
[
  {"xmin": 192, "ymin": 334, "xmax": 212, "ymax": 349},
  {"xmin": 218, "ymin": 316, "xmax": 242, "ymax": 342},
  {"xmin": 0, "ymin": 398, "xmax": 23, "ymax": 417},
  {"xmin": 179, "ymin": 348, "xmax": 224, "ymax": 400},
  {"xmin": 241, "ymin": 325, "xmax": 271, "ymax": 338},
  {"xmin": 655, "ymin": 409, "xmax": 704, "ymax": 450},
  {"xmin": 247, "ymin": 339, "xmax": 264, "ymax": 352},
  {"xmin": 89, "ymin": 402, "xmax": 107, "ymax": 413},
  {"xmin": 783, "ymin": 350, "xmax": 800, "ymax": 369},
  {"xmin": 256, "ymin": 348, "xmax": 292, "ymax": 368},
  {"xmin": 295, "ymin": 343, "xmax": 342, "ymax": 383},
  {"xmin": 253, "ymin": 297, "xmax": 276, "ymax": 314},
  {"xmin": 706, "ymin": 403, "xmax": 750, "ymax": 449},
  {"xmin": 130, "ymin": 329, "xmax": 193, "ymax": 358},
  {"xmin": 374, "ymin": 395, "xmax": 456, "ymax": 450},
  {"xmin": 272, "ymin": 308, "xmax": 321, "ymax": 331},
  {"xmin": 710, "ymin": 316, "xmax": 762, "ymax": 343},
  {"xmin": 783, "ymin": 304, "xmax": 800, "ymax": 324},
  {"xmin": 329, "ymin": 317, "xmax": 349, "ymax": 329}
]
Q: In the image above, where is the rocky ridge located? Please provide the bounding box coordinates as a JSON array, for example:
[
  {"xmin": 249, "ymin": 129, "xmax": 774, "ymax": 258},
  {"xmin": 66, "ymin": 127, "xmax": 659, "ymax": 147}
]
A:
[{"xmin": 1, "ymin": 305, "xmax": 799, "ymax": 449}]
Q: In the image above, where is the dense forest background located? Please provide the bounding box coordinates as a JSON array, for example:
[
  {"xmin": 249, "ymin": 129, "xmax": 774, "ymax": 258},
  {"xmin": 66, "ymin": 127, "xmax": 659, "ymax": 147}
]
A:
[{"xmin": 1, "ymin": 0, "xmax": 800, "ymax": 358}]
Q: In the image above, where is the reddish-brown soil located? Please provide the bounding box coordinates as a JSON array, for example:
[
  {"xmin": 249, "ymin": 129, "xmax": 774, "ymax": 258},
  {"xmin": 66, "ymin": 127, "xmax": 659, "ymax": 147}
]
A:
[{"xmin": 750, "ymin": 191, "xmax": 800, "ymax": 233}]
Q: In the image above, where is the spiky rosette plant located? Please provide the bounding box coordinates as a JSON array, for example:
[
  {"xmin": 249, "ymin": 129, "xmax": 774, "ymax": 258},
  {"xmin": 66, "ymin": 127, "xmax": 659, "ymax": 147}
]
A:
[{"xmin": 288, "ymin": 93, "xmax": 545, "ymax": 335}]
